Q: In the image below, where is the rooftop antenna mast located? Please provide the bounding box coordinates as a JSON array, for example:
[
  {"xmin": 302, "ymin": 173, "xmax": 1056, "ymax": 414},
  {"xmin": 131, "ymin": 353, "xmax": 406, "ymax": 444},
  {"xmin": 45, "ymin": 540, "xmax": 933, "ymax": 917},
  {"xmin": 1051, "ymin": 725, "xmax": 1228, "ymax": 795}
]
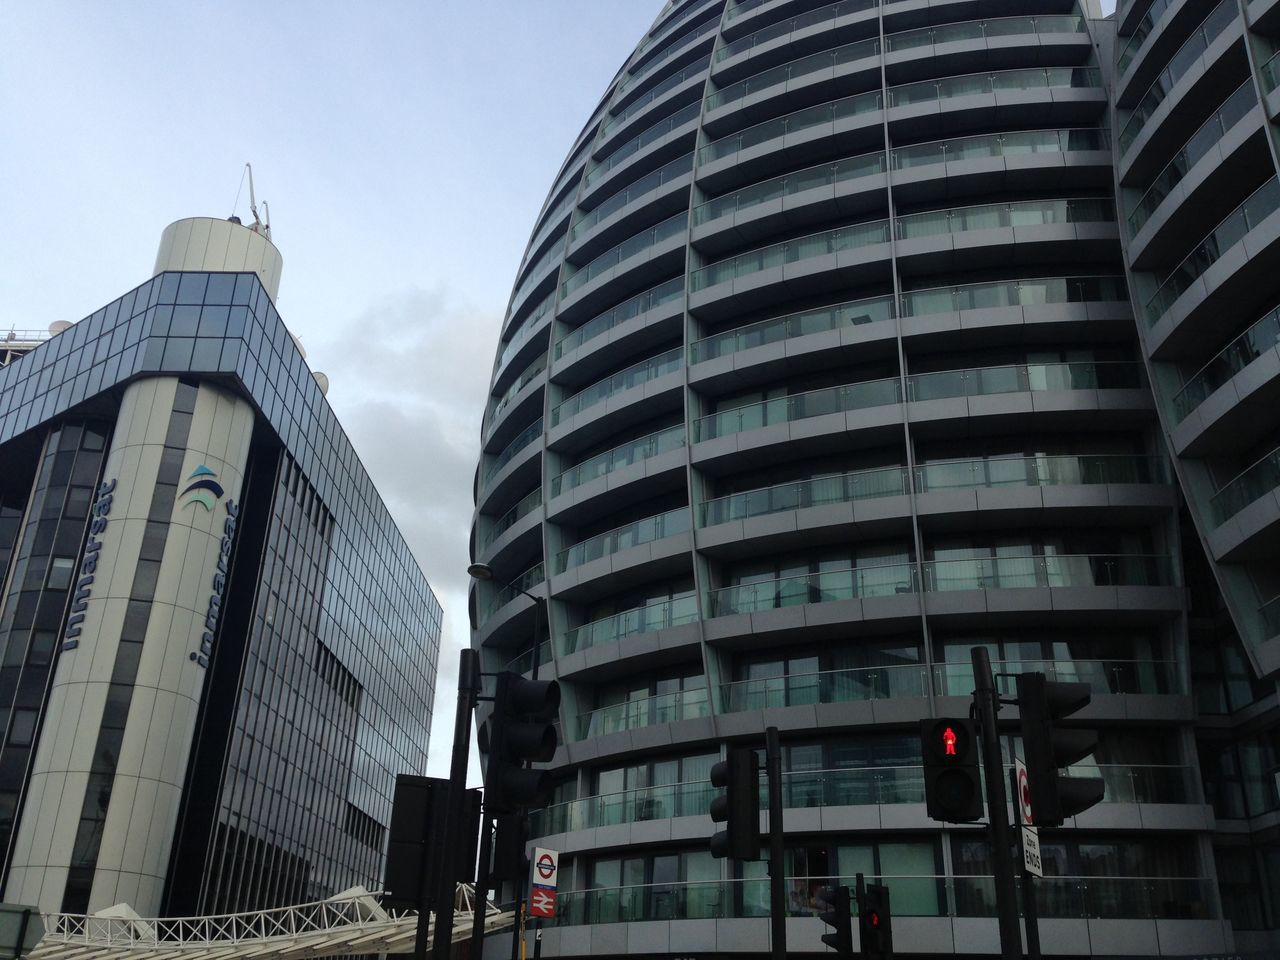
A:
[{"xmin": 244, "ymin": 162, "xmax": 271, "ymax": 241}]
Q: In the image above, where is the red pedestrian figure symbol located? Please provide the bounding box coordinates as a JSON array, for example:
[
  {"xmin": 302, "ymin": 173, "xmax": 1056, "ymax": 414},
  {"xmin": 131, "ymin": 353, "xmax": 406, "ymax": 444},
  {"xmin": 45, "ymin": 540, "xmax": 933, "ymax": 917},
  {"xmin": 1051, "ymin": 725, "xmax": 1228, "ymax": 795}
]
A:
[{"xmin": 943, "ymin": 727, "xmax": 957, "ymax": 756}]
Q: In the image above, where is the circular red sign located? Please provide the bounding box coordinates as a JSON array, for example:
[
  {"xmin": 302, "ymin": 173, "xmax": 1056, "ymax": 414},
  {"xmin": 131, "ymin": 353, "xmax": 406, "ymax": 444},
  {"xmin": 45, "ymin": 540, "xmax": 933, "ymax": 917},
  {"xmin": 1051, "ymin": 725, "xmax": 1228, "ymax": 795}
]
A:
[
  {"xmin": 536, "ymin": 853, "xmax": 556, "ymax": 880},
  {"xmin": 1017, "ymin": 767, "xmax": 1033, "ymax": 824}
]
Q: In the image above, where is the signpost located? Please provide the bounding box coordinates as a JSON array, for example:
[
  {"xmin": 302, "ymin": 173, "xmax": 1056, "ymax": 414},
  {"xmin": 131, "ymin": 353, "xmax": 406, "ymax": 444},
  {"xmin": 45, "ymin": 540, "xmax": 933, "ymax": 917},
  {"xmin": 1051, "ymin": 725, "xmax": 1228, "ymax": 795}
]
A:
[{"xmin": 529, "ymin": 848, "xmax": 558, "ymax": 919}]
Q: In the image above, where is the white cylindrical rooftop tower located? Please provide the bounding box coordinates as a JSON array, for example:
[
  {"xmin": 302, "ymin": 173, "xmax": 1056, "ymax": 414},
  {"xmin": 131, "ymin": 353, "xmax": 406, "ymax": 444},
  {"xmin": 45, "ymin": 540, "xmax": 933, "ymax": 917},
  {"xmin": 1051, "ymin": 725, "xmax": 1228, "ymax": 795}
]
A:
[{"xmin": 153, "ymin": 217, "xmax": 283, "ymax": 301}]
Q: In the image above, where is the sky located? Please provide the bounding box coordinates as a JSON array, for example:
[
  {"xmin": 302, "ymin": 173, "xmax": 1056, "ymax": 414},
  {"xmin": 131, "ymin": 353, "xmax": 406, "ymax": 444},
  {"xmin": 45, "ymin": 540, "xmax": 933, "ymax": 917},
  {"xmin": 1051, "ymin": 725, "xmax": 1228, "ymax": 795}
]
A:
[{"xmin": 0, "ymin": 0, "xmax": 661, "ymax": 780}]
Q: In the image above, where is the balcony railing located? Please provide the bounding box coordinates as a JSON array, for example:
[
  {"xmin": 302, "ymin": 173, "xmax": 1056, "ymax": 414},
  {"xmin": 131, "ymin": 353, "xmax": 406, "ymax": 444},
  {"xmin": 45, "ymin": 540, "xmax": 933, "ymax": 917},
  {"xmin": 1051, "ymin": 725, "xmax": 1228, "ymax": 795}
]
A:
[
  {"xmin": 561, "ymin": 213, "xmax": 686, "ymax": 299},
  {"xmin": 886, "ymin": 15, "xmax": 1084, "ymax": 53},
  {"xmin": 619, "ymin": 18, "xmax": 718, "ymax": 96},
  {"xmin": 689, "ymin": 294, "xmax": 894, "ymax": 362},
  {"xmin": 554, "ymin": 507, "xmax": 691, "ymax": 573},
  {"xmin": 706, "ymin": 37, "xmax": 881, "ymax": 111},
  {"xmin": 1261, "ymin": 594, "xmax": 1280, "ymax": 636},
  {"xmin": 690, "ymin": 216, "xmax": 891, "ymax": 291},
  {"xmin": 692, "ymin": 150, "xmax": 887, "ymax": 226},
  {"xmin": 923, "ymin": 554, "xmax": 1175, "ymax": 592},
  {"xmin": 700, "ymin": 466, "xmax": 909, "ymax": 526},
  {"xmin": 554, "ymin": 276, "xmax": 684, "ymax": 360},
  {"xmin": 551, "ymin": 424, "xmax": 686, "ymax": 497},
  {"xmin": 482, "ymin": 562, "xmax": 545, "ymax": 620},
  {"xmin": 577, "ymin": 687, "xmax": 710, "ymax": 739},
  {"xmin": 559, "ymin": 592, "xmax": 699, "ymax": 655},
  {"xmin": 551, "ymin": 346, "xmax": 683, "ymax": 426},
  {"xmin": 899, "ymin": 275, "xmax": 1128, "ymax": 315},
  {"xmin": 637, "ymin": 0, "xmax": 713, "ymax": 55},
  {"xmin": 571, "ymin": 154, "xmax": 692, "ymax": 244},
  {"xmin": 1209, "ymin": 445, "xmax": 1280, "ymax": 526},
  {"xmin": 1172, "ymin": 302, "xmax": 1280, "ymax": 422},
  {"xmin": 892, "ymin": 127, "xmax": 1108, "ymax": 170},
  {"xmin": 605, "ymin": 58, "xmax": 709, "ymax": 137},
  {"xmin": 1117, "ymin": 0, "xmax": 1237, "ymax": 154},
  {"xmin": 1127, "ymin": 81, "xmax": 1254, "ymax": 238},
  {"xmin": 722, "ymin": 664, "xmax": 927, "ymax": 710},
  {"xmin": 483, "ymin": 354, "xmax": 546, "ymax": 434},
  {"xmin": 720, "ymin": 0, "xmax": 878, "ymax": 56},
  {"xmin": 698, "ymin": 89, "xmax": 883, "ymax": 165},
  {"xmin": 709, "ymin": 562, "xmax": 917, "ymax": 616},
  {"xmin": 894, "ymin": 197, "xmax": 1113, "ymax": 239},
  {"xmin": 503, "ymin": 640, "xmax": 553, "ymax": 677},
  {"xmin": 1144, "ymin": 177, "xmax": 1280, "ymax": 325},
  {"xmin": 1263, "ymin": 49, "xmax": 1280, "ymax": 94},
  {"xmin": 552, "ymin": 876, "xmax": 1217, "ymax": 924},
  {"xmin": 483, "ymin": 418, "xmax": 542, "ymax": 486},
  {"xmin": 933, "ymin": 658, "xmax": 1185, "ymax": 697},
  {"xmin": 495, "ymin": 291, "xmax": 554, "ymax": 375},
  {"xmin": 586, "ymin": 102, "xmax": 701, "ymax": 188},
  {"xmin": 906, "ymin": 360, "xmax": 1144, "ymax": 400},
  {"xmin": 693, "ymin": 376, "xmax": 901, "ymax": 441},
  {"xmin": 482, "ymin": 486, "xmax": 542, "ymax": 549},
  {"xmin": 916, "ymin": 454, "xmax": 1167, "ymax": 491},
  {"xmin": 889, "ymin": 66, "xmax": 1101, "ymax": 108}
]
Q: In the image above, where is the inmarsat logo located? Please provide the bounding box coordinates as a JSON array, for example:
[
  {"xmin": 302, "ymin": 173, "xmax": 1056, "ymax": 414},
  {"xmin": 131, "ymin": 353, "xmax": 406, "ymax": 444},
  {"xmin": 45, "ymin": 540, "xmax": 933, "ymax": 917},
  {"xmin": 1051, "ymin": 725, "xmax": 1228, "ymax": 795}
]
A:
[{"xmin": 181, "ymin": 465, "xmax": 225, "ymax": 512}]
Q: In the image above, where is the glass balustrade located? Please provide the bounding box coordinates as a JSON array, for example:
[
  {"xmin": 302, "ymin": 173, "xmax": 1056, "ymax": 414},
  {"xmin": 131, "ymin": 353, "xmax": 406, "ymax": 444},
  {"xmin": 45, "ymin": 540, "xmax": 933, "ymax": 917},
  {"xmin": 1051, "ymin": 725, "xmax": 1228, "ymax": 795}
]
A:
[
  {"xmin": 482, "ymin": 562, "xmax": 545, "ymax": 620},
  {"xmin": 637, "ymin": 0, "xmax": 713, "ymax": 54},
  {"xmin": 555, "ymin": 277, "xmax": 684, "ymax": 360},
  {"xmin": 1117, "ymin": 0, "xmax": 1178, "ymax": 73},
  {"xmin": 906, "ymin": 361, "xmax": 1144, "ymax": 401},
  {"xmin": 508, "ymin": 244, "xmax": 562, "ymax": 317},
  {"xmin": 895, "ymin": 197, "xmax": 1113, "ymax": 239},
  {"xmin": 899, "ymin": 275, "xmax": 1128, "ymax": 315},
  {"xmin": 550, "ymin": 346, "xmax": 683, "ymax": 426},
  {"xmin": 586, "ymin": 103, "xmax": 701, "ymax": 188},
  {"xmin": 694, "ymin": 150, "xmax": 886, "ymax": 226},
  {"xmin": 722, "ymin": 665, "xmax": 927, "ymax": 710},
  {"xmin": 1117, "ymin": 0, "xmax": 1237, "ymax": 154},
  {"xmin": 551, "ymin": 424, "xmax": 686, "ymax": 497},
  {"xmin": 576, "ymin": 687, "xmax": 710, "ymax": 739},
  {"xmin": 887, "ymin": 15, "xmax": 1084, "ymax": 53},
  {"xmin": 482, "ymin": 486, "xmax": 542, "ymax": 549},
  {"xmin": 555, "ymin": 507, "xmax": 691, "ymax": 573},
  {"xmin": 483, "ymin": 355, "xmax": 546, "ymax": 434},
  {"xmin": 690, "ymin": 217, "xmax": 891, "ymax": 291},
  {"xmin": 562, "ymin": 214, "xmax": 687, "ymax": 299},
  {"xmin": 605, "ymin": 58, "xmax": 709, "ymax": 137},
  {"xmin": 706, "ymin": 38, "xmax": 880, "ymax": 112},
  {"xmin": 552, "ymin": 876, "xmax": 1216, "ymax": 924},
  {"xmin": 915, "ymin": 454, "xmax": 1167, "ymax": 492},
  {"xmin": 1261, "ymin": 594, "xmax": 1280, "ymax": 636},
  {"xmin": 700, "ymin": 466, "xmax": 908, "ymax": 526},
  {"xmin": 570, "ymin": 155, "xmax": 692, "ymax": 243},
  {"xmin": 531, "ymin": 779, "xmax": 717, "ymax": 835},
  {"xmin": 889, "ymin": 66, "xmax": 1101, "ymax": 108},
  {"xmin": 483, "ymin": 417, "xmax": 542, "ymax": 486},
  {"xmin": 559, "ymin": 592, "xmax": 699, "ymax": 655},
  {"xmin": 892, "ymin": 127, "xmax": 1108, "ymax": 170},
  {"xmin": 699, "ymin": 90, "xmax": 883, "ymax": 165},
  {"xmin": 1209, "ymin": 445, "xmax": 1280, "ymax": 525},
  {"xmin": 503, "ymin": 640, "xmax": 553, "ymax": 677},
  {"xmin": 1085, "ymin": 764, "xmax": 1197, "ymax": 804},
  {"xmin": 721, "ymin": 0, "xmax": 879, "ymax": 55},
  {"xmin": 708, "ymin": 562, "xmax": 918, "ymax": 616},
  {"xmin": 923, "ymin": 554, "xmax": 1174, "ymax": 593},
  {"xmin": 933, "ymin": 658, "xmax": 1184, "ymax": 697},
  {"xmin": 494, "ymin": 292, "xmax": 554, "ymax": 375},
  {"xmin": 1127, "ymin": 82, "xmax": 1254, "ymax": 237},
  {"xmin": 1144, "ymin": 177, "xmax": 1280, "ymax": 325},
  {"xmin": 619, "ymin": 19, "xmax": 718, "ymax": 95},
  {"xmin": 1173, "ymin": 303, "xmax": 1280, "ymax": 421},
  {"xmin": 693, "ymin": 377, "xmax": 901, "ymax": 441},
  {"xmin": 690, "ymin": 294, "xmax": 893, "ymax": 362},
  {"xmin": 1263, "ymin": 50, "xmax": 1280, "ymax": 93}
]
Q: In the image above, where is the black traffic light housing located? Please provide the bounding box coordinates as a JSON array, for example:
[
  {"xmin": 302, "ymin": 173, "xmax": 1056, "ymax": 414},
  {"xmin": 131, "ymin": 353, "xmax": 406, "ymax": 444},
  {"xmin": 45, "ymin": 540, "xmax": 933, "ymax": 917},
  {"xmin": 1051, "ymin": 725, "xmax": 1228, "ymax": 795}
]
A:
[
  {"xmin": 920, "ymin": 717, "xmax": 983, "ymax": 823},
  {"xmin": 484, "ymin": 671, "xmax": 561, "ymax": 813},
  {"xmin": 1017, "ymin": 672, "xmax": 1105, "ymax": 827},
  {"xmin": 383, "ymin": 776, "xmax": 482, "ymax": 910},
  {"xmin": 859, "ymin": 882, "xmax": 893, "ymax": 960},
  {"xmin": 819, "ymin": 884, "xmax": 853, "ymax": 956},
  {"xmin": 709, "ymin": 747, "xmax": 760, "ymax": 861}
]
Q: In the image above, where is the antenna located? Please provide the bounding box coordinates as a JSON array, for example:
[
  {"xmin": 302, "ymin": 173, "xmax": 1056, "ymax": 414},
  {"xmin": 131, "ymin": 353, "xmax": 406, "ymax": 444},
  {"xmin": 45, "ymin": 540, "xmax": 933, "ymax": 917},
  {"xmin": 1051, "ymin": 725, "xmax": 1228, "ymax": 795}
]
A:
[{"xmin": 244, "ymin": 162, "xmax": 271, "ymax": 240}]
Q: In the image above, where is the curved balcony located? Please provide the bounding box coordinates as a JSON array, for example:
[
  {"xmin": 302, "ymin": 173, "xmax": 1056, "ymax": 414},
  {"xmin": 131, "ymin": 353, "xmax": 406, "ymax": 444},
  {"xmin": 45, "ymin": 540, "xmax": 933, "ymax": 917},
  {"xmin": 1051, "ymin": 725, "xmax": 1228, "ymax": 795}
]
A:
[
  {"xmin": 708, "ymin": 561, "xmax": 918, "ymax": 617},
  {"xmin": 479, "ymin": 417, "xmax": 542, "ymax": 515},
  {"xmin": 1172, "ymin": 302, "xmax": 1280, "ymax": 428},
  {"xmin": 551, "ymin": 346, "xmax": 683, "ymax": 433},
  {"xmin": 479, "ymin": 485, "xmax": 542, "ymax": 557},
  {"xmin": 700, "ymin": 465, "xmax": 908, "ymax": 527},
  {"xmin": 933, "ymin": 657, "xmax": 1185, "ymax": 698},
  {"xmin": 907, "ymin": 360, "xmax": 1144, "ymax": 402},
  {"xmin": 555, "ymin": 277, "xmax": 684, "ymax": 370},
  {"xmin": 917, "ymin": 454, "xmax": 1167, "ymax": 492},
  {"xmin": 562, "ymin": 214, "xmax": 687, "ymax": 300},
  {"xmin": 691, "ymin": 292, "xmax": 893, "ymax": 364},
  {"xmin": 635, "ymin": 0, "xmax": 719, "ymax": 62},
  {"xmin": 693, "ymin": 376, "xmax": 900, "ymax": 442},
  {"xmin": 478, "ymin": 561, "xmax": 546, "ymax": 647},
  {"xmin": 1116, "ymin": 0, "xmax": 1180, "ymax": 76},
  {"xmin": 559, "ymin": 592, "xmax": 699, "ymax": 657},
  {"xmin": 575, "ymin": 686, "xmax": 710, "ymax": 740},
  {"xmin": 718, "ymin": 0, "xmax": 876, "ymax": 63},
  {"xmin": 569, "ymin": 153, "xmax": 692, "ymax": 261},
  {"xmin": 551, "ymin": 424, "xmax": 686, "ymax": 501},
  {"xmin": 481, "ymin": 354, "xmax": 545, "ymax": 451},
  {"xmin": 722, "ymin": 662, "xmax": 927, "ymax": 711},
  {"xmin": 559, "ymin": 218, "xmax": 688, "ymax": 326},
  {"xmin": 600, "ymin": 57, "xmax": 709, "ymax": 151},
  {"xmin": 893, "ymin": 125, "xmax": 1108, "ymax": 173},
  {"xmin": 617, "ymin": 18, "xmax": 718, "ymax": 102},
  {"xmin": 554, "ymin": 506, "xmax": 692, "ymax": 574},
  {"xmin": 1208, "ymin": 445, "xmax": 1280, "ymax": 527},
  {"xmin": 515, "ymin": 192, "xmax": 574, "ymax": 291},
  {"xmin": 492, "ymin": 292, "xmax": 553, "ymax": 395},
  {"xmin": 923, "ymin": 553, "xmax": 1174, "ymax": 592},
  {"xmin": 581, "ymin": 102, "xmax": 700, "ymax": 205}
]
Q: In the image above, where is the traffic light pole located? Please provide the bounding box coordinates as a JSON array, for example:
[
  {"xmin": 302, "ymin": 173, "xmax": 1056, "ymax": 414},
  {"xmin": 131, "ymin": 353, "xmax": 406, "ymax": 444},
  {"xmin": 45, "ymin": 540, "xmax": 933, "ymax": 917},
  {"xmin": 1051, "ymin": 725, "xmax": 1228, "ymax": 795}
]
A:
[
  {"xmin": 764, "ymin": 726, "xmax": 786, "ymax": 960},
  {"xmin": 971, "ymin": 646, "xmax": 1021, "ymax": 960},
  {"xmin": 1010, "ymin": 769, "xmax": 1042, "ymax": 960},
  {"xmin": 428, "ymin": 648, "xmax": 481, "ymax": 960},
  {"xmin": 470, "ymin": 809, "xmax": 494, "ymax": 957}
]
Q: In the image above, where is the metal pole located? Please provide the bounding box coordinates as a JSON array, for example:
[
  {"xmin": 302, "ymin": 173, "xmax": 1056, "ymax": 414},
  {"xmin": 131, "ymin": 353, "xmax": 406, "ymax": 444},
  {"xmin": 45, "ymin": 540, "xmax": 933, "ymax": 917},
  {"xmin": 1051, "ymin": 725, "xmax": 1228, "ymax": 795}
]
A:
[
  {"xmin": 532, "ymin": 919, "xmax": 543, "ymax": 960},
  {"xmin": 1011, "ymin": 769, "xmax": 1042, "ymax": 960},
  {"xmin": 765, "ymin": 726, "xmax": 786, "ymax": 960},
  {"xmin": 470, "ymin": 809, "xmax": 495, "ymax": 957},
  {"xmin": 429, "ymin": 648, "xmax": 481, "ymax": 960},
  {"xmin": 509, "ymin": 598, "xmax": 545, "ymax": 960},
  {"xmin": 971, "ymin": 646, "xmax": 1021, "ymax": 960}
]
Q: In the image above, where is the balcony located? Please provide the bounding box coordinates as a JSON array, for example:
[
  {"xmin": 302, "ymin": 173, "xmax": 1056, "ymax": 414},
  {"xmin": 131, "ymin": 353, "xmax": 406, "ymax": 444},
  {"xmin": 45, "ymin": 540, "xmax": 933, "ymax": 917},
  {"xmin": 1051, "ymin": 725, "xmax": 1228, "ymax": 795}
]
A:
[
  {"xmin": 576, "ymin": 686, "xmax": 710, "ymax": 740},
  {"xmin": 885, "ymin": 14, "xmax": 1086, "ymax": 53},
  {"xmin": 933, "ymin": 658, "xmax": 1185, "ymax": 697},
  {"xmin": 697, "ymin": 88, "xmax": 883, "ymax": 169},
  {"xmin": 570, "ymin": 154, "xmax": 692, "ymax": 254},
  {"xmin": 481, "ymin": 561, "xmax": 545, "ymax": 624},
  {"xmin": 900, "ymin": 274, "xmax": 1129, "ymax": 321},
  {"xmin": 503, "ymin": 640, "xmax": 553, "ymax": 679},
  {"xmin": 708, "ymin": 561, "xmax": 917, "ymax": 616},
  {"xmin": 551, "ymin": 347, "xmax": 683, "ymax": 428},
  {"xmin": 922, "ymin": 554, "xmax": 1175, "ymax": 593},
  {"xmin": 481, "ymin": 486, "xmax": 542, "ymax": 550},
  {"xmin": 891, "ymin": 126, "xmax": 1109, "ymax": 172},
  {"xmin": 618, "ymin": 18, "xmax": 717, "ymax": 99},
  {"xmin": 1172, "ymin": 302, "xmax": 1280, "ymax": 422},
  {"xmin": 482, "ymin": 417, "xmax": 542, "ymax": 487},
  {"xmin": 559, "ymin": 592, "xmax": 698, "ymax": 655},
  {"xmin": 555, "ymin": 277, "xmax": 684, "ymax": 363},
  {"xmin": 906, "ymin": 360, "xmax": 1144, "ymax": 401},
  {"xmin": 602, "ymin": 58, "xmax": 708, "ymax": 143},
  {"xmin": 1116, "ymin": 0, "xmax": 1180, "ymax": 75},
  {"xmin": 916, "ymin": 454, "xmax": 1168, "ymax": 492},
  {"xmin": 554, "ymin": 507, "xmax": 692, "ymax": 574},
  {"xmin": 700, "ymin": 465, "xmax": 908, "ymax": 526},
  {"xmin": 694, "ymin": 376, "xmax": 901, "ymax": 442},
  {"xmin": 1208, "ymin": 445, "xmax": 1280, "ymax": 526},
  {"xmin": 888, "ymin": 66, "xmax": 1101, "ymax": 108},
  {"xmin": 722, "ymin": 663, "xmax": 927, "ymax": 710},
  {"xmin": 690, "ymin": 294, "xmax": 893, "ymax": 363},
  {"xmin": 584, "ymin": 102, "xmax": 700, "ymax": 192},
  {"xmin": 718, "ymin": 0, "xmax": 877, "ymax": 61},
  {"xmin": 562, "ymin": 214, "xmax": 687, "ymax": 300},
  {"xmin": 894, "ymin": 197, "xmax": 1114, "ymax": 241},
  {"xmin": 551, "ymin": 424, "xmax": 686, "ymax": 500}
]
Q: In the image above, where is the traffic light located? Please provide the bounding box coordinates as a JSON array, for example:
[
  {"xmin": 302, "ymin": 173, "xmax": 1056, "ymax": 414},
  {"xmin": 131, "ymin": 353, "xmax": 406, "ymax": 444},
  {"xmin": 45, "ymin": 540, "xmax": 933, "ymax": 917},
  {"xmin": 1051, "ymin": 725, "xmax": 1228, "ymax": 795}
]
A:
[
  {"xmin": 818, "ymin": 884, "xmax": 853, "ymax": 956},
  {"xmin": 1017, "ymin": 672, "xmax": 1105, "ymax": 827},
  {"xmin": 859, "ymin": 883, "xmax": 893, "ymax": 960},
  {"xmin": 484, "ymin": 671, "xmax": 561, "ymax": 813},
  {"xmin": 708, "ymin": 747, "xmax": 760, "ymax": 861},
  {"xmin": 920, "ymin": 717, "xmax": 983, "ymax": 823}
]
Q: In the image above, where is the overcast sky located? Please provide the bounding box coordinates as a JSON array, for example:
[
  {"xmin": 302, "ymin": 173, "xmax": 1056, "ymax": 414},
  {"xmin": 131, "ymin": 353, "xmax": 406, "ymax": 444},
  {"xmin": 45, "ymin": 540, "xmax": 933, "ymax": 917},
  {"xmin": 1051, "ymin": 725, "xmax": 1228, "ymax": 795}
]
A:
[{"xmin": 0, "ymin": 0, "xmax": 661, "ymax": 780}]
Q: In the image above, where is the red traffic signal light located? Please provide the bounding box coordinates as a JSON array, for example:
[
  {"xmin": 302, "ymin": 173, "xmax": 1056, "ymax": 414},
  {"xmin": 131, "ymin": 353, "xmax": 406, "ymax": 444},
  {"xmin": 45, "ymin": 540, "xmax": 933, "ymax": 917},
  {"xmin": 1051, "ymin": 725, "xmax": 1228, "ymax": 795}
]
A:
[
  {"xmin": 920, "ymin": 717, "xmax": 982, "ymax": 823},
  {"xmin": 858, "ymin": 883, "xmax": 893, "ymax": 960}
]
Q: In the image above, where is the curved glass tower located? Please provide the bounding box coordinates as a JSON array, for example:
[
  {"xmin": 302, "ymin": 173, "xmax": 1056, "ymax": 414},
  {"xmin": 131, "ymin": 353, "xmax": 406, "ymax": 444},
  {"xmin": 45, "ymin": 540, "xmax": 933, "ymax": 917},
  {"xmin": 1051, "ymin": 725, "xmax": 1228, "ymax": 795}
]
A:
[{"xmin": 471, "ymin": 0, "xmax": 1263, "ymax": 954}]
